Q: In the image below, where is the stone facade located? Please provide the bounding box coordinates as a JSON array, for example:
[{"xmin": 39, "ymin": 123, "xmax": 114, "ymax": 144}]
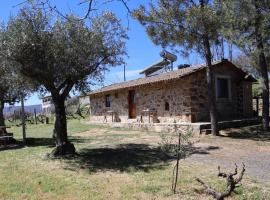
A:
[
  {"xmin": 191, "ymin": 66, "xmax": 253, "ymax": 122},
  {"xmin": 90, "ymin": 76, "xmax": 194, "ymax": 123},
  {"xmin": 89, "ymin": 63, "xmax": 253, "ymax": 124},
  {"xmin": 79, "ymin": 95, "xmax": 90, "ymax": 106}
]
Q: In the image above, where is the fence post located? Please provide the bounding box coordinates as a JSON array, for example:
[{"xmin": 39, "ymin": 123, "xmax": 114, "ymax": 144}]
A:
[
  {"xmin": 21, "ymin": 95, "xmax": 26, "ymax": 144},
  {"xmin": 34, "ymin": 108, "xmax": 37, "ymax": 124},
  {"xmin": 14, "ymin": 110, "xmax": 16, "ymax": 122}
]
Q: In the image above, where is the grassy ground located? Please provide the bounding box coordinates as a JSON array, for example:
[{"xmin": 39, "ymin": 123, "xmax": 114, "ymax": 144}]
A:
[{"xmin": 0, "ymin": 120, "xmax": 269, "ymax": 200}]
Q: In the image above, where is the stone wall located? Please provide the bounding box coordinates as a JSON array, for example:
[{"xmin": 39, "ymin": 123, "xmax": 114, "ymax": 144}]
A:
[
  {"xmin": 90, "ymin": 76, "xmax": 193, "ymax": 123},
  {"xmin": 79, "ymin": 96, "xmax": 90, "ymax": 105},
  {"xmin": 90, "ymin": 63, "xmax": 253, "ymax": 123},
  {"xmin": 190, "ymin": 65, "xmax": 253, "ymax": 121}
]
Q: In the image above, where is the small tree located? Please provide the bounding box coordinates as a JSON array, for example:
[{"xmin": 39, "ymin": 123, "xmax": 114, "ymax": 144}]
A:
[
  {"xmin": 0, "ymin": 2, "xmax": 127, "ymax": 156},
  {"xmin": 133, "ymin": 0, "xmax": 221, "ymax": 135},
  {"xmin": 159, "ymin": 124, "xmax": 193, "ymax": 193}
]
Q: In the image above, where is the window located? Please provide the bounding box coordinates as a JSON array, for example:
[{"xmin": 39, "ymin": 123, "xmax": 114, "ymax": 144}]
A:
[
  {"xmin": 216, "ymin": 76, "xmax": 231, "ymax": 100},
  {"xmin": 165, "ymin": 102, "xmax": 169, "ymax": 111},
  {"xmin": 105, "ymin": 94, "xmax": 111, "ymax": 107}
]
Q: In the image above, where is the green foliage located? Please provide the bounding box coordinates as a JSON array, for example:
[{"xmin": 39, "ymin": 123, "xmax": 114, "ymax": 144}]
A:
[
  {"xmin": 217, "ymin": 0, "xmax": 270, "ymax": 71},
  {"xmin": 233, "ymin": 54, "xmax": 260, "ymax": 78},
  {"xmin": 159, "ymin": 126, "xmax": 193, "ymax": 158},
  {"xmin": 0, "ymin": 2, "xmax": 127, "ymax": 97},
  {"xmin": 0, "ymin": 50, "xmax": 35, "ymax": 107},
  {"xmin": 0, "ymin": 1, "xmax": 128, "ymax": 145},
  {"xmin": 133, "ymin": 1, "xmax": 222, "ymax": 57},
  {"xmin": 252, "ymin": 82, "xmax": 262, "ymax": 97},
  {"xmin": 218, "ymin": 0, "xmax": 270, "ymax": 130}
]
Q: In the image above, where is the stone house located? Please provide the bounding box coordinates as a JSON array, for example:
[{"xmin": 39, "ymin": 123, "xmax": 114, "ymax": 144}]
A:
[
  {"xmin": 41, "ymin": 96, "xmax": 54, "ymax": 116},
  {"xmin": 89, "ymin": 60, "xmax": 255, "ymax": 124},
  {"xmin": 79, "ymin": 94, "xmax": 90, "ymax": 106}
]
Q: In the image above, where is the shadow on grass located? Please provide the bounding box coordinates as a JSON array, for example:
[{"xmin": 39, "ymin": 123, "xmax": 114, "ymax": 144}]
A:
[
  {"xmin": 220, "ymin": 127, "xmax": 270, "ymax": 141},
  {"xmin": 62, "ymin": 143, "xmax": 220, "ymax": 173},
  {"xmin": 0, "ymin": 143, "xmax": 25, "ymax": 151},
  {"xmin": 63, "ymin": 143, "xmax": 173, "ymax": 173},
  {"xmin": 0, "ymin": 135, "xmax": 92, "ymax": 151},
  {"xmin": 25, "ymin": 136, "xmax": 92, "ymax": 147},
  {"xmin": 26, "ymin": 137, "xmax": 55, "ymax": 147}
]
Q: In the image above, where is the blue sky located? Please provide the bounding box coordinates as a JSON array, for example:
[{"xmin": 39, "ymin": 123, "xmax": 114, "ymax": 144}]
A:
[{"xmin": 1, "ymin": 0, "xmax": 210, "ymax": 106}]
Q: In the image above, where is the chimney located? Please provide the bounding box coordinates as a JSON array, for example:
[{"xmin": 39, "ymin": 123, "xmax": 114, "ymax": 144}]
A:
[
  {"xmin": 178, "ymin": 64, "xmax": 190, "ymax": 69},
  {"xmin": 221, "ymin": 58, "xmax": 228, "ymax": 62}
]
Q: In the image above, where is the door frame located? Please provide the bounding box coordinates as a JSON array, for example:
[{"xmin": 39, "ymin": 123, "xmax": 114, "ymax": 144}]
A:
[{"xmin": 128, "ymin": 90, "xmax": 136, "ymax": 119}]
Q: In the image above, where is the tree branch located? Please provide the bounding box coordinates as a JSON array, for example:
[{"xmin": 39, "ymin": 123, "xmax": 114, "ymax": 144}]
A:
[
  {"xmin": 119, "ymin": 0, "xmax": 131, "ymax": 13},
  {"xmin": 61, "ymin": 82, "xmax": 74, "ymax": 99},
  {"xmin": 80, "ymin": 0, "xmax": 94, "ymax": 20},
  {"xmin": 196, "ymin": 163, "xmax": 246, "ymax": 200}
]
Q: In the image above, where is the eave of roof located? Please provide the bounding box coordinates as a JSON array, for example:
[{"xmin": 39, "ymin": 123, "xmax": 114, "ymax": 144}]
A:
[{"xmin": 89, "ymin": 60, "xmax": 256, "ymax": 96}]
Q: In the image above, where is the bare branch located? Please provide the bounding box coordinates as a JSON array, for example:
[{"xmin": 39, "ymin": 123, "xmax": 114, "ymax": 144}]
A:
[
  {"xmin": 235, "ymin": 163, "xmax": 246, "ymax": 184},
  {"xmin": 119, "ymin": 0, "xmax": 131, "ymax": 13},
  {"xmin": 197, "ymin": 163, "xmax": 246, "ymax": 200},
  {"xmin": 196, "ymin": 178, "xmax": 223, "ymax": 199},
  {"xmin": 12, "ymin": 0, "xmax": 28, "ymax": 8},
  {"xmin": 80, "ymin": 0, "xmax": 94, "ymax": 20}
]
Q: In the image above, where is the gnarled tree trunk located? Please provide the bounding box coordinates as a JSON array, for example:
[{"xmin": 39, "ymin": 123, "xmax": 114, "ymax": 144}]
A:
[{"xmin": 50, "ymin": 95, "xmax": 76, "ymax": 157}]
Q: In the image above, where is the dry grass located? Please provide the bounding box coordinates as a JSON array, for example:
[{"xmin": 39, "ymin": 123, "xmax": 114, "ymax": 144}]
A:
[{"xmin": 0, "ymin": 120, "xmax": 269, "ymax": 200}]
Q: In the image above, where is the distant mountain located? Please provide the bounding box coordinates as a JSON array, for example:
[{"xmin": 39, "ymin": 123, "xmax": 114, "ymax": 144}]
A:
[{"xmin": 4, "ymin": 104, "xmax": 42, "ymax": 115}]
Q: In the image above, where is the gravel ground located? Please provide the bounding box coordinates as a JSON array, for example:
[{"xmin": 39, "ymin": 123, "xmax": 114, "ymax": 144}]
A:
[{"xmin": 184, "ymin": 131, "xmax": 270, "ymax": 183}]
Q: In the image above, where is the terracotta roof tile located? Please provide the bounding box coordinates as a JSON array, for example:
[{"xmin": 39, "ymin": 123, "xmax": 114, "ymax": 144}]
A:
[{"xmin": 89, "ymin": 60, "xmax": 251, "ymax": 95}]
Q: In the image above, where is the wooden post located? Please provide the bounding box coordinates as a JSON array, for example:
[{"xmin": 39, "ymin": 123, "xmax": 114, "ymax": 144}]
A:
[
  {"xmin": 34, "ymin": 108, "xmax": 37, "ymax": 124},
  {"xmin": 21, "ymin": 95, "xmax": 26, "ymax": 144},
  {"xmin": 124, "ymin": 64, "xmax": 126, "ymax": 81}
]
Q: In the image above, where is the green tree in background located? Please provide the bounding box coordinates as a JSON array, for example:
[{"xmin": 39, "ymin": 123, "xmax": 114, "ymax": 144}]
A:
[
  {"xmin": 133, "ymin": 0, "xmax": 222, "ymax": 135},
  {"xmin": 218, "ymin": 0, "xmax": 270, "ymax": 130},
  {"xmin": 0, "ymin": 52, "xmax": 34, "ymax": 127}
]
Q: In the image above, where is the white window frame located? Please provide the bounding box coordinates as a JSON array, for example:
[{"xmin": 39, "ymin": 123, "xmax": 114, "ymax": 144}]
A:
[{"xmin": 215, "ymin": 75, "xmax": 231, "ymax": 101}]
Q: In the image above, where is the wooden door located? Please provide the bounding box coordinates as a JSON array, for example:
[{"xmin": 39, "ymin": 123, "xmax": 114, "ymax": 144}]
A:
[{"xmin": 128, "ymin": 90, "xmax": 136, "ymax": 119}]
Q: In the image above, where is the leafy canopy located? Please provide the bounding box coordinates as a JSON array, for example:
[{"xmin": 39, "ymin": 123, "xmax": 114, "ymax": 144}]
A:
[
  {"xmin": 0, "ymin": 4, "xmax": 127, "ymax": 98},
  {"xmin": 133, "ymin": 0, "xmax": 222, "ymax": 57},
  {"xmin": 218, "ymin": 0, "xmax": 270, "ymax": 68}
]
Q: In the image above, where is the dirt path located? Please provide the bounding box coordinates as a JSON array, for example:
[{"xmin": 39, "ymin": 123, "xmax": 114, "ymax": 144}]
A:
[
  {"xmin": 185, "ymin": 132, "xmax": 270, "ymax": 183},
  {"xmin": 76, "ymin": 126, "xmax": 270, "ymax": 183}
]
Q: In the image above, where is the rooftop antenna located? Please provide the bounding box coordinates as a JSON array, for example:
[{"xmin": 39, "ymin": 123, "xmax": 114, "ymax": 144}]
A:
[{"xmin": 124, "ymin": 63, "xmax": 126, "ymax": 81}]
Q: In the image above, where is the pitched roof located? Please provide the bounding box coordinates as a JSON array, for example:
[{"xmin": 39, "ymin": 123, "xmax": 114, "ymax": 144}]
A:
[{"xmin": 89, "ymin": 60, "xmax": 254, "ymax": 96}]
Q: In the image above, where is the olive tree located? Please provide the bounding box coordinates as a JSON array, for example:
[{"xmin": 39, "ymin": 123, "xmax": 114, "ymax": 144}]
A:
[{"xmin": 0, "ymin": 4, "xmax": 127, "ymax": 156}]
